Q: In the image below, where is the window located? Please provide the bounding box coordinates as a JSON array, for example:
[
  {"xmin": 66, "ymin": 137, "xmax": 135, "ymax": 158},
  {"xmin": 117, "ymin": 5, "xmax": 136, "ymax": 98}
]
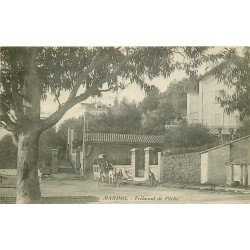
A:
[{"xmin": 215, "ymin": 90, "xmax": 222, "ymax": 104}]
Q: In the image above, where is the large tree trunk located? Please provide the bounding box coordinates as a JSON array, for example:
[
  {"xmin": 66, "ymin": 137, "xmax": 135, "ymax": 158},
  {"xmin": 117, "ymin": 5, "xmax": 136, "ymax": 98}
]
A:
[{"xmin": 16, "ymin": 130, "xmax": 41, "ymax": 204}]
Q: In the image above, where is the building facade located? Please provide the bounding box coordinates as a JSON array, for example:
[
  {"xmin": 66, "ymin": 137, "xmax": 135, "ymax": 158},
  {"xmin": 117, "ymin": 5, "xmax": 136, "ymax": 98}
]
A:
[
  {"xmin": 80, "ymin": 101, "xmax": 109, "ymax": 116},
  {"xmin": 200, "ymin": 135, "xmax": 250, "ymax": 185},
  {"xmin": 80, "ymin": 101, "xmax": 109, "ymax": 132},
  {"xmin": 186, "ymin": 70, "xmax": 240, "ymax": 134}
]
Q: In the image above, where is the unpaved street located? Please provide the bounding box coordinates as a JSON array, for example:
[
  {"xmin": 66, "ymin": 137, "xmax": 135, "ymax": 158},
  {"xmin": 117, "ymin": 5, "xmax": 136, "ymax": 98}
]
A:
[{"xmin": 1, "ymin": 174, "xmax": 250, "ymax": 204}]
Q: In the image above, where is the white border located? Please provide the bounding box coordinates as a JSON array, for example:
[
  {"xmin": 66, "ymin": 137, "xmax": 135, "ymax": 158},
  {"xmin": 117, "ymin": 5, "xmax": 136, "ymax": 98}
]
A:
[{"xmin": 1, "ymin": 1, "xmax": 250, "ymax": 250}]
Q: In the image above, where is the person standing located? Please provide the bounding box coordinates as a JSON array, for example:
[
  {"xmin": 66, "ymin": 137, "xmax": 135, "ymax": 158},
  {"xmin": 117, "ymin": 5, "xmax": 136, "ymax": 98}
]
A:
[
  {"xmin": 117, "ymin": 169, "xmax": 123, "ymax": 187},
  {"xmin": 149, "ymin": 170, "xmax": 156, "ymax": 187}
]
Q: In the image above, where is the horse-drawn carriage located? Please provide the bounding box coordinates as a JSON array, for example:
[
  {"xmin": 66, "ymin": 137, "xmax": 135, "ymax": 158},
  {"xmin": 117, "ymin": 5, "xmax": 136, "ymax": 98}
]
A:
[
  {"xmin": 92, "ymin": 156, "xmax": 123, "ymax": 186},
  {"xmin": 93, "ymin": 157, "xmax": 113, "ymax": 183}
]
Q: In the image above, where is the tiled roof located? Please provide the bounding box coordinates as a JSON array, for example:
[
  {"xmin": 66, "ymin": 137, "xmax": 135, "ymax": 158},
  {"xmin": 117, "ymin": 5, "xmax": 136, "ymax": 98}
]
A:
[{"xmin": 83, "ymin": 133, "xmax": 165, "ymax": 144}]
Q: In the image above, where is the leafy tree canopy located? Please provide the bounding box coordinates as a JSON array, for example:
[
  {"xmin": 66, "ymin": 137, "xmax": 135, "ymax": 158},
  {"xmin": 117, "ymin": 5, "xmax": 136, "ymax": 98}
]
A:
[
  {"xmin": 88, "ymin": 98, "xmax": 142, "ymax": 134},
  {"xmin": 0, "ymin": 134, "xmax": 17, "ymax": 169},
  {"xmin": 0, "ymin": 46, "xmax": 211, "ymax": 139},
  {"xmin": 138, "ymin": 87, "xmax": 161, "ymax": 113},
  {"xmin": 234, "ymin": 119, "xmax": 250, "ymax": 139},
  {"xmin": 213, "ymin": 47, "xmax": 250, "ymax": 120},
  {"xmin": 164, "ymin": 123, "xmax": 217, "ymax": 148}
]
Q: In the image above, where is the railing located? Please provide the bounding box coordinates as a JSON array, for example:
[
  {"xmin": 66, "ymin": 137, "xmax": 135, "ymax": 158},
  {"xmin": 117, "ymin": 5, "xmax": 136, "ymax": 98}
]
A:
[{"xmin": 206, "ymin": 126, "xmax": 238, "ymax": 134}]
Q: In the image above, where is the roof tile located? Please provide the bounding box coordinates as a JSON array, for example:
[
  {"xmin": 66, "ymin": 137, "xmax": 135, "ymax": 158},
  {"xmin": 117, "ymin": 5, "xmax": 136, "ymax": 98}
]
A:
[{"xmin": 83, "ymin": 133, "xmax": 165, "ymax": 144}]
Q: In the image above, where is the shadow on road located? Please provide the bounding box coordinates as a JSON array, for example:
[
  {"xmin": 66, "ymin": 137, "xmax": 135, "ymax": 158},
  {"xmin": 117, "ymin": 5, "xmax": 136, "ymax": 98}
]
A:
[{"xmin": 0, "ymin": 195, "xmax": 99, "ymax": 204}]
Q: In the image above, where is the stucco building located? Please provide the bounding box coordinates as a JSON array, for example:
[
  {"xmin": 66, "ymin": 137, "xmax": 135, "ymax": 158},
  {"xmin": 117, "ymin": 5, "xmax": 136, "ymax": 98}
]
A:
[
  {"xmin": 186, "ymin": 69, "xmax": 240, "ymax": 134},
  {"xmin": 200, "ymin": 135, "xmax": 250, "ymax": 186},
  {"xmin": 80, "ymin": 101, "xmax": 110, "ymax": 132},
  {"xmin": 80, "ymin": 101, "xmax": 109, "ymax": 116}
]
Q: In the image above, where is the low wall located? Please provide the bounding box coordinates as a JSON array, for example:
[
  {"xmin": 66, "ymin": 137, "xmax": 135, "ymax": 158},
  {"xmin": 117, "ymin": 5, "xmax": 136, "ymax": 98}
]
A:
[
  {"xmin": 161, "ymin": 152, "xmax": 201, "ymax": 184},
  {"xmin": 0, "ymin": 169, "xmax": 17, "ymax": 188},
  {"xmin": 0, "ymin": 169, "xmax": 17, "ymax": 176}
]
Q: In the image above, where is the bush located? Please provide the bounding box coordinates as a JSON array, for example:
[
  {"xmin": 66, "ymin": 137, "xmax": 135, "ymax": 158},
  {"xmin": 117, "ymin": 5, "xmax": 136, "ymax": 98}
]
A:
[
  {"xmin": 164, "ymin": 123, "xmax": 217, "ymax": 148},
  {"xmin": 0, "ymin": 135, "xmax": 17, "ymax": 169},
  {"xmin": 234, "ymin": 120, "xmax": 250, "ymax": 139}
]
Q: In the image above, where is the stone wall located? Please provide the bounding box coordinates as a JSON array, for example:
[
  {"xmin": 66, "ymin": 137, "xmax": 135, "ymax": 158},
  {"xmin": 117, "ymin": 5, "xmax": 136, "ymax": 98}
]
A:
[{"xmin": 161, "ymin": 152, "xmax": 201, "ymax": 184}]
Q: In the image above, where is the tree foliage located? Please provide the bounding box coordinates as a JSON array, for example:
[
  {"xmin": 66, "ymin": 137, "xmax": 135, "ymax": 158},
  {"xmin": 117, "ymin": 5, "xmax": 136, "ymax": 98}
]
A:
[
  {"xmin": 0, "ymin": 127, "xmax": 61, "ymax": 169},
  {"xmin": 234, "ymin": 119, "xmax": 250, "ymax": 139},
  {"xmin": 140, "ymin": 78, "xmax": 188, "ymax": 134},
  {"xmin": 160, "ymin": 78, "xmax": 188, "ymax": 118},
  {"xmin": 213, "ymin": 47, "xmax": 250, "ymax": 120},
  {"xmin": 0, "ymin": 134, "xmax": 17, "ymax": 169},
  {"xmin": 164, "ymin": 123, "xmax": 216, "ymax": 148},
  {"xmin": 141, "ymin": 101, "xmax": 176, "ymax": 135},
  {"xmin": 39, "ymin": 127, "xmax": 59, "ymax": 166},
  {"xmin": 57, "ymin": 116, "xmax": 84, "ymax": 147},
  {"xmin": 0, "ymin": 46, "xmax": 211, "ymax": 138},
  {"xmin": 88, "ymin": 98, "xmax": 142, "ymax": 134},
  {"xmin": 138, "ymin": 87, "xmax": 160, "ymax": 113}
]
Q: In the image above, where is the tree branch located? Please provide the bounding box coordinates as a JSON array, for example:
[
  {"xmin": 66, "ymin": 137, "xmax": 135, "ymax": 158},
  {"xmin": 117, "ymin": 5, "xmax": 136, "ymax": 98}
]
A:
[
  {"xmin": 0, "ymin": 121, "xmax": 13, "ymax": 132},
  {"xmin": 0, "ymin": 99, "xmax": 12, "ymax": 110},
  {"xmin": 97, "ymin": 88, "xmax": 113, "ymax": 93},
  {"xmin": 64, "ymin": 52, "xmax": 136, "ymax": 107},
  {"xmin": 11, "ymin": 82, "xmax": 25, "ymax": 122},
  {"xmin": 0, "ymin": 110, "xmax": 17, "ymax": 133},
  {"xmin": 67, "ymin": 47, "xmax": 106, "ymax": 101},
  {"xmin": 40, "ymin": 51, "xmax": 138, "ymax": 130},
  {"xmin": 0, "ymin": 81, "xmax": 16, "ymax": 114}
]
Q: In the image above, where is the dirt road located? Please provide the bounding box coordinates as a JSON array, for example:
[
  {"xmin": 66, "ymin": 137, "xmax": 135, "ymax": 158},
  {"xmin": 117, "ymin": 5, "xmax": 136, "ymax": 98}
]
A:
[{"xmin": 1, "ymin": 174, "xmax": 250, "ymax": 204}]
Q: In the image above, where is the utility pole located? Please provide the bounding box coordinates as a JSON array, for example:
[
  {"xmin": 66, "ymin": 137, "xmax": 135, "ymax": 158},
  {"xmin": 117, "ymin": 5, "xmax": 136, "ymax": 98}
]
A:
[{"xmin": 83, "ymin": 112, "xmax": 88, "ymax": 133}]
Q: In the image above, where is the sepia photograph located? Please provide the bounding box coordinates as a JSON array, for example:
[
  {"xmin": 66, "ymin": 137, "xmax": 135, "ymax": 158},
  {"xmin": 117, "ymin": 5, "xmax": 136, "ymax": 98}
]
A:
[
  {"xmin": 1, "ymin": 2, "xmax": 250, "ymax": 250},
  {"xmin": 0, "ymin": 46, "xmax": 249, "ymax": 204}
]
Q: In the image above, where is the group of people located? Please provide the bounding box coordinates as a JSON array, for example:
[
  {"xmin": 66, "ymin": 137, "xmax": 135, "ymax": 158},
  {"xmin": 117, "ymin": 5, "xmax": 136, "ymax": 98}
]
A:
[
  {"xmin": 109, "ymin": 168, "xmax": 123, "ymax": 187},
  {"xmin": 97, "ymin": 161, "xmax": 124, "ymax": 187},
  {"xmin": 93, "ymin": 158, "xmax": 157, "ymax": 187}
]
